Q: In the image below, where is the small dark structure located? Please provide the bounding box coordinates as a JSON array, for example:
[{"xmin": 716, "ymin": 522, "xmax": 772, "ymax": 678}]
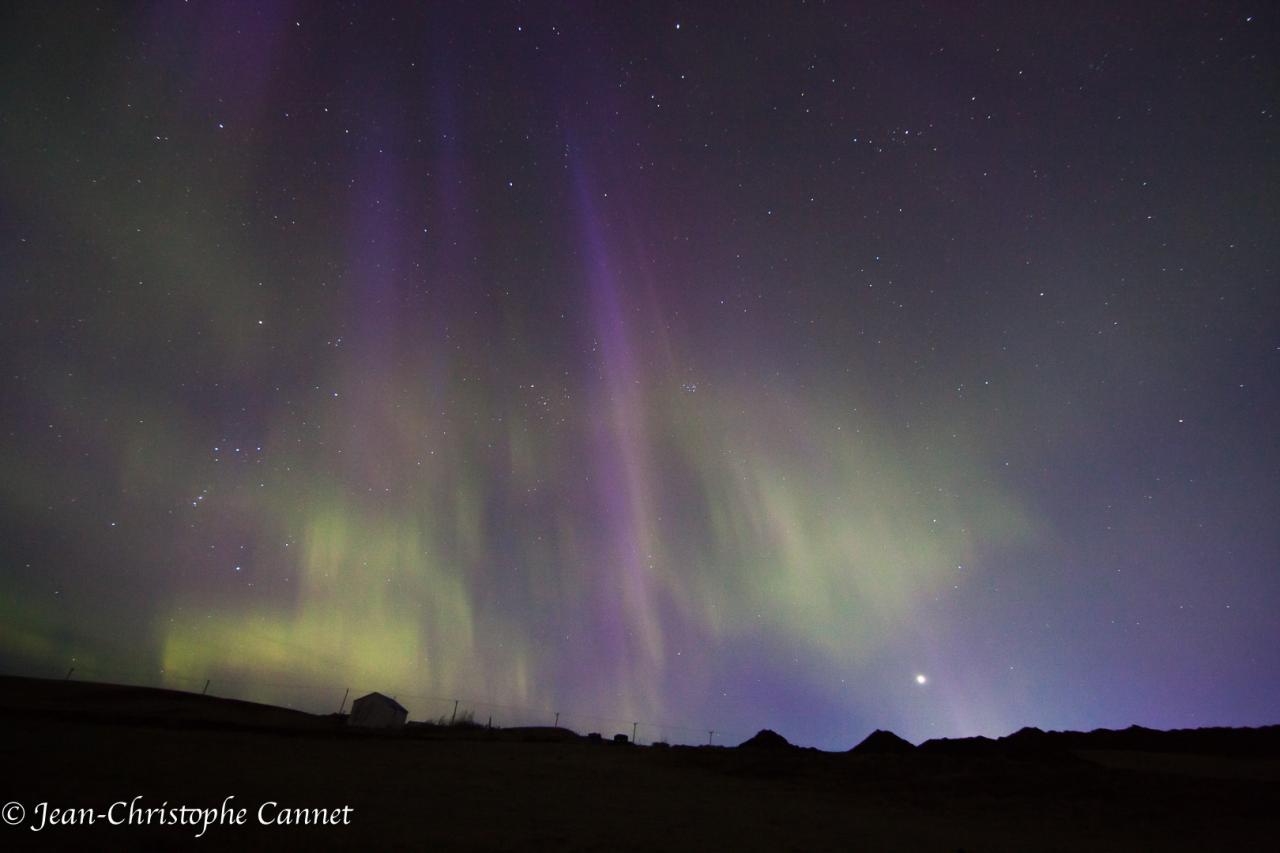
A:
[
  {"xmin": 613, "ymin": 733, "xmax": 630, "ymax": 744},
  {"xmin": 348, "ymin": 692, "xmax": 408, "ymax": 729}
]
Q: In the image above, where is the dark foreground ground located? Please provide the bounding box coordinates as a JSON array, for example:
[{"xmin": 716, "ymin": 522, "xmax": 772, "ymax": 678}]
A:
[{"xmin": 1, "ymin": 677, "xmax": 1277, "ymax": 850}]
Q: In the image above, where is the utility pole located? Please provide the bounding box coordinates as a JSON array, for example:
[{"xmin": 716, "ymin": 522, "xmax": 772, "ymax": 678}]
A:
[
  {"xmin": 708, "ymin": 730, "xmax": 715, "ymax": 745},
  {"xmin": 64, "ymin": 667, "xmax": 74, "ymax": 681},
  {"xmin": 202, "ymin": 679, "xmax": 210, "ymax": 695},
  {"xmin": 554, "ymin": 711, "xmax": 560, "ymax": 728},
  {"xmin": 338, "ymin": 688, "xmax": 350, "ymax": 714},
  {"xmin": 450, "ymin": 699, "xmax": 459, "ymax": 725},
  {"xmin": 632, "ymin": 722, "xmax": 638, "ymax": 744}
]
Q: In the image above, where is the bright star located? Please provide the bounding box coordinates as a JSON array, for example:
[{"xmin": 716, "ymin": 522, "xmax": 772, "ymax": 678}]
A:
[{"xmin": 915, "ymin": 674, "xmax": 928, "ymax": 685}]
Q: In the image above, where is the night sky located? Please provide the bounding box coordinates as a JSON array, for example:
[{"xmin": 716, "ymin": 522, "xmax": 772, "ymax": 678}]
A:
[{"xmin": 2, "ymin": 2, "xmax": 1277, "ymax": 749}]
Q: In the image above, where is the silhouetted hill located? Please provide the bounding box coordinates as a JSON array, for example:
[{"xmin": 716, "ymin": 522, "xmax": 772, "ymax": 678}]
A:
[
  {"xmin": 1, "ymin": 675, "xmax": 1276, "ymax": 847},
  {"xmin": 850, "ymin": 729, "xmax": 915, "ymax": 754},
  {"xmin": 0, "ymin": 674, "xmax": 337, "ymax": 733},
  {"xmin": 738, "ymin": 728, "xmax": 792, "ymax": 749},
  {"xmin": 916, "ymin": 734, "xmax": 998, "ymax": 755},
  {"xmin": 919, "ymin": 724, "xmax": 1280, "ymax": 757}
]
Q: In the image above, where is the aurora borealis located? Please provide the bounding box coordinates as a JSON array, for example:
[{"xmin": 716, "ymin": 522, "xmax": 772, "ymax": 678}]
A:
[{"xmin": 1, "ymin": 3, "xmax": 1277, "ymax": 749}]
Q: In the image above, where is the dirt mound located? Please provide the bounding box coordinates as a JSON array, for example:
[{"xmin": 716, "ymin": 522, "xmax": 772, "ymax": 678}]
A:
[
  {"xmin": 850, "ymin": 729, "xmax": 915, "ymax": 754},
  {"xmin": 737, "ymin": 729, "xmax": 792, "ymax": 749}
]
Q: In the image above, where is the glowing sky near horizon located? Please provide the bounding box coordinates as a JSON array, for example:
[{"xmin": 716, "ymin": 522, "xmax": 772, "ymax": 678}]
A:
[{"xmin": 1, "ymin": 3, "xmax": 1277, "ymax": 748}]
